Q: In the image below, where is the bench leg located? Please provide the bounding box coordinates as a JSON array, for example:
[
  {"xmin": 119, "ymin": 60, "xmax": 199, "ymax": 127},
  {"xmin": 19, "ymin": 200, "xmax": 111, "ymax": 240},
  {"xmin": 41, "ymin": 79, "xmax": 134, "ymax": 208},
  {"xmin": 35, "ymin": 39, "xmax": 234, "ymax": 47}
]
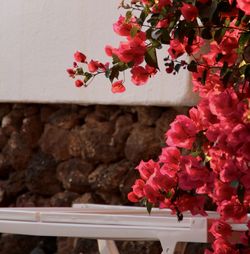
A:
[
  {"xmin": 98, "ymin": 240, "xmax": 120, "ymax": 254},
  {"xmin": 159, "ymin": 238, "xmax": 177, "ymax": 254}
]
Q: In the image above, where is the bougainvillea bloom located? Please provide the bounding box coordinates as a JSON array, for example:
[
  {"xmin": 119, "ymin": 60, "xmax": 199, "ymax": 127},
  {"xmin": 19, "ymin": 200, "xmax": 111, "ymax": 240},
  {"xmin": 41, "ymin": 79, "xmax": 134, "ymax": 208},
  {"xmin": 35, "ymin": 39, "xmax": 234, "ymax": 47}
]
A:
[
  {"xmin": 180, "ymin": 3, "xmax": 198, "ymax": 22},
  {"xmin": 209, "ymin": 220, "xmax": 232, "ymax": 239},
  {"xmin": 237, "ymin": 0, "xmax": 250, "ymax": 15},
  {"xmin": 131, "ymin": 66, "xmax": 149, "ymax": 85},
  {"xmin": 68, "ymin": 1, "xmax": 250, "ymax": 252},
  {"xmin": 111, "ymin": 80, "xmax": 126, "ymax": 93},
  {"xmin": 74, "ymin": 51, "xmax": 87, "ymax": 63},
  {"xmin": 75, "ymin": 80, "xmax": 84, "ymax": 88},
  {"xmin": 166, "ymin": 115, "xmax": 198, "ymax": 149}
]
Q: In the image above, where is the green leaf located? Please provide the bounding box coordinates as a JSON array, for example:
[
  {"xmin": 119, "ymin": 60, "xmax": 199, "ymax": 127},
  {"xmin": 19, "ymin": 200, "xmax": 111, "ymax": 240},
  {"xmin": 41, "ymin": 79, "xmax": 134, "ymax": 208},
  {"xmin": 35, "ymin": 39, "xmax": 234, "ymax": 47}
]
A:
[
  {"xmin": 201, "ymin": 28, "xmax": 212, "ymax": 40},
  {"xmin": 109, "ymin": 65, "xmax": 120, "ymax": 82},
  {"xmin": 112, "ymin": 55, "xmax": 120, "ymax": 64},
  {"xmin": 220, "ymin": 61, "xmax": 228, "ymax": 77},
  {"xmin": 125, "ymin": 11, "xmax": 132, "ymax": 22},
  {"xmin": 145, "ymin": 47, "xmax": 159, "ymax": 69},
  {"xmin": 201, "ymin": 69, "xmax": 207, "ymax": 85},
  {"xmin": 146, "ymin": 201, "xmax": 153, "ymax": 214},
  {"xmin": 230, "ymin": 181, "xmax": 239, "ymax": 188},
  {"xmin": 84, "ymin": 72, "xmax": 92, "ymax": 83},
  {"xmin": 244, "ymin": 64, "xmax": 250, "ymax": 81},
  {"xmin": 105, "ymin": 69, "xmax": 111, "ymax": 78},
  {"xmin": 187, "ymin": 60, "xmax": 197, "ymax": 73},
  {"xmin": 214, "ymin": 28, "xmax": 227, "ymax": 44},
  {"xmin": 239, "ymin": 33, "xmax": 250, "ymax": 49},
  {"xmin": 130, "ymin": 26, "xmax": 139, "ymax": 38},
  {"xmin": 174, "ymin": 63, "xmax": 181, "ymax": 73}
]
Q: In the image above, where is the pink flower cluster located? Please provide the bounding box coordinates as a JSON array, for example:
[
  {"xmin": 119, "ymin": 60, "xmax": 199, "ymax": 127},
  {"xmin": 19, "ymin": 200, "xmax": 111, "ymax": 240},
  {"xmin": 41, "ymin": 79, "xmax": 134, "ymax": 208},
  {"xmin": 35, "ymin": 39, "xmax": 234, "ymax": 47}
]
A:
[
  {"xmin": 127, "ymin": 15, "xmax": 250, "ymax": 254},
  {"xmin": 68, "ymin": 0, "xmax": 250, "ymax": 252}
]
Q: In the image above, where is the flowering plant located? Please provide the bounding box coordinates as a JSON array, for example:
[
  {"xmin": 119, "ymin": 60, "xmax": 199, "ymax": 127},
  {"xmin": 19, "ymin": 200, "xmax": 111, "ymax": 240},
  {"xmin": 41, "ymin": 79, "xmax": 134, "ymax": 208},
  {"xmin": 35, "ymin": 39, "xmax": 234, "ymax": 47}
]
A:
[{"xmin": 67, "ymin": 0, "xmax": 250, "ymax": 252}]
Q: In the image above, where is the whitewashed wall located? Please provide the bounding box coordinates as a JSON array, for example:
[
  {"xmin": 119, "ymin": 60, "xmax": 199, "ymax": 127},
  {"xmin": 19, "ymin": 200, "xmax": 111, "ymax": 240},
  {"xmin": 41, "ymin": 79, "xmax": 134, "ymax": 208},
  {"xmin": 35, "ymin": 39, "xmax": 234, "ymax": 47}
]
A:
[{"xmin": 0, "ymin": 0, "xmax": 198, "ymax": 106}]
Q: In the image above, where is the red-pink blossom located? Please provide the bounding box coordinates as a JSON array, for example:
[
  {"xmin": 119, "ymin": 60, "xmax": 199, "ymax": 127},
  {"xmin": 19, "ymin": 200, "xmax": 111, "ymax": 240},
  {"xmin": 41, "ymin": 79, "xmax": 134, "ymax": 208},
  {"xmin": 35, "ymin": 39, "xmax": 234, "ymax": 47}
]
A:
[
  {"xmin": 74, "ymin": 51, "xmax": 87, "ymax": 63},
  {"xmin": 136, "ymin": 160, "xmax": 159, "ymax": 181},
  {"xmin": 218, "ymin": 196, "xmax": 247, "ymax": 221},
  {"xmin": 237, "ymin": 0, "xmax": 250, "ymax": 15},
  {"xmin": 180, "ymin": 3, "xmax": 198, "ymax": 22},
  {"xmin": 131, "ymin": 66, "xmax": 149, "ymax": 85},
  {"xmin": 212, "ymin": 238, "xmax": 239, "ymax": 254},
  {"xmin": 75, "ymin": 80, "xmax": 84, "ymax": 88},
  {"xmin": 111, "ymin": 80, "xmax": 126, "ymax": 93},
  {"xmin": 166, "ymin": 115, "xmax": 198, "ymax": 149},
  {"xmin": 209, "ymin": 220, "xmax": 232, "ymax": 239},
  {"xmin": 159, "ymin": 147, "xmax": 181, "ymax": 177}
]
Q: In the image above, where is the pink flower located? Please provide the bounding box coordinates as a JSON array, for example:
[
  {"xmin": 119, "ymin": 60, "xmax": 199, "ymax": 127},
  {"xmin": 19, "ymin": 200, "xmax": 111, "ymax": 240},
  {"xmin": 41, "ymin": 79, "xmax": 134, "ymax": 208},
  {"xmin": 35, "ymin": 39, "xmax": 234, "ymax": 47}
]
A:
[
  {"xmin": 212, "ymin": 180, "xmax": 236, "ymax": 202},
  {"xmin": 218, "ymin": 196, "xmax": 247, "ymax": 221},
  {"xmin": 168, "ymin": 39, "xmax": 185, "ymax": 59},
  {"xmin": 166, "ymin": 115, "xmax": 198, "ymax": 149},
  {"xmin": 66, "ymin": 68, "xmax": 76, "ymax": 78},
  {"xmin": 105, "ymin": 45, "xmax": 114, "ymax": 57},
  {"xmin": 156, "ymin": 19, "xmax": 168, "ymax": 28},
  {"xmin": 180, "ymin": 3, "xmax": 198, "ymax": 22},
  {"xmin": 237, "ymin": 0, "xmax": 250, "ymax": 15},
  {"xmin": 209, "ymin": 220, "xmax": 232, "ymax": 239},
  {"xmin": 131, "ymin": 66, "xmax": 149, "ymax": 85},
  {"xmin": 88, "ymin": 60, "xmax": 100, "ymax": 73},
  {"xmin": 209, "ymin": 88, "xmax": 239, "ymax": 119},
  {"xmin": 113, "ymin": 15, "xmax": 138, "ymax": 36},
  {"xmin": 159, "ymin": 147, "xmax": 181, "ymax": 177},
  {"xmin": 136, "ymin": 160, "xmax": 159, "ymax": 181},
  {"xmin": 111, "ymin": 80, "xmax": 126, "ymax": 93},
  {"xmin": 113, "ymin": 39, "xmax": 146, "ymax": 65},
  {"xmin": 178, "ymin": 156, "xmax": 210, "ymax": 190},
  {"xmin": 212, "ymin": 238, "xmax": 239, "ymax": 254},
  {"xmin": 75, "ymin": 80, "xmax": 84, "ymax": 87},
  {"xmin": 74, "ymin": 51, "xmax": 87, "ymax": 63},
  {"xmin": 132, "ymin": 179, "xmax": 145, "ymax": 198}
]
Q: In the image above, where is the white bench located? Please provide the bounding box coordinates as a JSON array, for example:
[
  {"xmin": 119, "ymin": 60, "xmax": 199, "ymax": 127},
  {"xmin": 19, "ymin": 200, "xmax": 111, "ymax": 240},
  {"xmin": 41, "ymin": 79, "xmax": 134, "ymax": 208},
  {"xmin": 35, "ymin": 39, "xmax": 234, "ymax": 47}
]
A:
[{"xmin": 0, "ymin": 204, "xmax": 248, "ymax": 254}]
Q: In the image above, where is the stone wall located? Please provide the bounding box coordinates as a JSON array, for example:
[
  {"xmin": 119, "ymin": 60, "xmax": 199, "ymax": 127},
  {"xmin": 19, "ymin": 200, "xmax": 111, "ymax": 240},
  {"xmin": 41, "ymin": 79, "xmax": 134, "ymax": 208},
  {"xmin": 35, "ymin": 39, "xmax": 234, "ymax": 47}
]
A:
[{"xmin": 0, "ymin": 103, "xmax": 188, "ymax": 254}]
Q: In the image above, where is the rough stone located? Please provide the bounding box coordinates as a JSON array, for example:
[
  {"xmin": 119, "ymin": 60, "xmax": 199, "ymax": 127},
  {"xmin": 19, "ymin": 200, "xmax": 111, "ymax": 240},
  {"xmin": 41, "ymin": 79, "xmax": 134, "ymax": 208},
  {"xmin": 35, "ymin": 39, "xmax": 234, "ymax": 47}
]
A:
[
  {"xmin": 0, "ymin": 234, "xmax": 43, "ymax": 254},
  {"xmin": 125, "ymin": 124, "xmax": 161, "ymax": 164},
  {"xmin": 50, "ymin": 191, "xmax": 80, "ymax": 207},
  {"xmin": 57, "ymin": 237, "xmax": 76, "ymax": 254},
  {"xmin": 1, "ymin": 109, "xmax": 24, "ymax": 136},
  {"xmin": 16, "ymin": 192, "xmax": 51, "ymax": 207},
  {"xmin": 5, "ymin": 171, "xmax": 27, "ymax": 199},
  {"xmin": 68, "ymin": 127, "xmax": 82, "ymax": 157},
  {"xmin": 80, "ymin": 121, "xmax": 121, "ymax": 164},
  {"xmin": 95, "ymin": 190, "xmax": 123, "ymax": 205},
  {"xmin": 73, "ymin": 193, "xmax": 96, "ymax": 205},
  {"xmin": 88, "ymin": 160, "xmax": 131, "ymax": 192},
  {"xmin": 73, "ymin": 239, "xmax": 99, "ymax": 254},
  {"xmin": 56, "ymin": 159, "xmax": 94, "ymax": 193},
  {"xmin": 136, "ymin": 106, "xmax": 163, "ymax": 126},
  {"xmin": 23, "ymin": 105, "xmax": 39, "ymax": 117},
  {"xmin": 40, "ymin": 105, "xmax": 59, "ymax": 123},
  {"xmin": 39, "ymin": 124, "xmax": 72, "ymax": 161},
  {"xmin": 21, "ymin": 115, "xmax": 43, "ymax": 148},
  {"xmin": 0, "ymin": 104, "xmax": 11, "ymax": 120},
  {"xmin": 117, "ymin": 241, "xmax": 162, "ymax": 254},
  {"xmin": 155, "ymin": 108, "xmax": 179, "ymax": 145},
  {"xmin": 48, "ymin": 107, "xmax": 80, "ymax": 129},
  {"xmin": 0, "ymin": 128, "xmax": 8, "ymax": 148},
  {"xmin": 113, "ymin": 114, "xmax": 134, "ymax": 146},
  {"xmin": 84, "ymin": 105, "xmax": 121, "ymax": 125},
  {"xmin": 119, "ymin": 168, "xmax": 139, "ymax": 203},
  {"xmin": 0, "ymin": 153, "xmax": 13, "ymax": 179},
  {"xmin": 26, "ymin": 152, "xmax": 62, "ymax": 195},
  {"xmin": 2, "ymin": 132, "xmax": 32, "ymax": 170}
]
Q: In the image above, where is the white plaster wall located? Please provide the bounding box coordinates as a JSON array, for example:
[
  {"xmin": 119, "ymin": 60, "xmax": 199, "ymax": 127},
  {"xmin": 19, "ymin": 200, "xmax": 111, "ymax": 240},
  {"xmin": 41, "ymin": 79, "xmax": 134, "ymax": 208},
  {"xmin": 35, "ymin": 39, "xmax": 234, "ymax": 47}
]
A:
[{"xmin": 0, "ymin": 0, "xmax": 198, "ymax": 106}]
